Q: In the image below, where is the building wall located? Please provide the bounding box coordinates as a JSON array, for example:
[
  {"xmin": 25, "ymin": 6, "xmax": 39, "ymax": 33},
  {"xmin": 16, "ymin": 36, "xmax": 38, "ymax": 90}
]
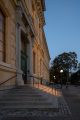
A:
[
  {"xmin": 0, "ymin": 0, "xmax": 17, "ymax": 89},
  {"xmin": 31, "ymin": 0, "xmax": 50, "ymax": 82},
  {"xmin": 0, "ymin": 0, "xmax": 50, "ymax": 88}
]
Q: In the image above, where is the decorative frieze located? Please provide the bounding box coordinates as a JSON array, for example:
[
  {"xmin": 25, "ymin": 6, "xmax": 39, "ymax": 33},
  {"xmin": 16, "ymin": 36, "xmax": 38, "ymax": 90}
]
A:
[{"xmin": 35, "ymin": 0, "xmax": 45, "ymax": 27}]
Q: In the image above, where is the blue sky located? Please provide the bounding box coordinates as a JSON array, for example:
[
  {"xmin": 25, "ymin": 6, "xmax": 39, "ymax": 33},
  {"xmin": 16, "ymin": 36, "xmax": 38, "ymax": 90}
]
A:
[{"xmin": 44, "ymin": 0, "xmax": 80, "ymax": 62}]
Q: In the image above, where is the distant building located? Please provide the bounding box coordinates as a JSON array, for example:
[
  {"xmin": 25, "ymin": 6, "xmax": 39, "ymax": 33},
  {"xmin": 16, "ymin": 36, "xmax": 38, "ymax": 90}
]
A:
[{"xmin": 0, "ymin": 0, "xmax": 50, "ymax": 89}]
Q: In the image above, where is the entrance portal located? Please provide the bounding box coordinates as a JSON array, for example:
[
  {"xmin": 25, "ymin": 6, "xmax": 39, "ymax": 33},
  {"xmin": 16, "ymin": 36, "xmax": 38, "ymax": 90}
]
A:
[{"xmin": 21, "ymin": 31, "xmax": 28, "ymax": 84}]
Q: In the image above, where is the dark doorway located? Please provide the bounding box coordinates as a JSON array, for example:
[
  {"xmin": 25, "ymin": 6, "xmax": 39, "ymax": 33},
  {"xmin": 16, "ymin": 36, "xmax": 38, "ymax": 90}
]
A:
[{"xmin": 21, "ymin": 31, "xmax": 28, "ymax": 84}]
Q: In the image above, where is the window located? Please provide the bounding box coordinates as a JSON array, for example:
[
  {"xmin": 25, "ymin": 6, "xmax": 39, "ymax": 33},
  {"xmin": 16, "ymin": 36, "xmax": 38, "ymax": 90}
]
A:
[
  {"xmin": 0, "ymin": 10, "xmax": 5, "ymax": 62},
  {"xmin": 33, "ymin": 52, "xmax": 36, "ymax": 74}
]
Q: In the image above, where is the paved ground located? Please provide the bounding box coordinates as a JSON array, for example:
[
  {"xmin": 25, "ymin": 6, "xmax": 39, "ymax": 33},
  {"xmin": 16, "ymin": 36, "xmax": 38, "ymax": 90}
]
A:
[{"xmin": 62, "ymin": 85, "xmax": 80, "ymax": 120}]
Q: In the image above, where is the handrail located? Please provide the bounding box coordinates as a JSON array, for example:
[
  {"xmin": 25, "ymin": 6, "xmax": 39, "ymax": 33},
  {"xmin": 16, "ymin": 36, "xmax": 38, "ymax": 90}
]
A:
[
  {"xmin": 0, "ymin": 74, "xmax": 17, "ymax": 86},
  {"xmin": 28, "ymin": 75, "xmax": 57, "ymax": 95},
  {"xmin": 28, "ymin": 75, "xmax": 43, "ymax": 87},
  {"xmin": 29, "ymin": 75, "xmax": 49, "ymax": 82},
  {"xmin": 28, "ymin": 74, "xmax": 50, "ymax": 87},
  {"xmin": 29, "ymin": 75, "xmax": 42, "ymax": 80},
  {"xmin": 0, "ymin": 73, "xmax": 56, "ymax": 95}
]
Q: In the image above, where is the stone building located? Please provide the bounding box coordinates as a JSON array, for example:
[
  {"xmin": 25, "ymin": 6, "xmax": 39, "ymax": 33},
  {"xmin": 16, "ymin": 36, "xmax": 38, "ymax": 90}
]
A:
[{"xmin": 0, "ymin": 0, "xmax": 50, "ymax": 89}]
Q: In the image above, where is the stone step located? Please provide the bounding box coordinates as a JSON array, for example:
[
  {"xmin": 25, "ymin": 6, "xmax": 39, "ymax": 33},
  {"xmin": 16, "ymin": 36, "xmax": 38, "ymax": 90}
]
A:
[
  {"xmin": 0, "ymin": 96, "xmax": 48, "ymax": 101},
  {"xmin": 3, "ymin": 90, "xmax": 40, "ymax": 94},
  {"xmin": 7, "ymin": 91, "xmax": 53, "ymax": 96},
  {"xmin": 14, "ymin": 87, "xmax": 38, "ymax": 91},
  {"xmin": 4, "ymin": 94, "xmax": 43, "ymax": 97},
  {"xmin": 0, "ymin": 97, "xmax": 47, "ymax": 101},
  {"xmin": 6, "ymin": 92, "xmax": 42, "ymax": 95},
  {"xmin": 11, "ymin": 90, "xmax": 37, "ymax": 93},
  {"xmin": 0, "ymin": 96, "xmax": 58, "ymax": 109},
  {"xmin": 1, "ymin": 93, "xmax": 55, "ymax": 103},
  {"xmin": 2, "ymin": 96, "xmax": 57, "ymax": 104},
  {"xmin": 0, "ymin": 85, "xmax": 58, "ymax": 114},
  {"xmin": 0, "ymin": 107, "xmax": 58, "ymax": 112},
  {"xmin": 0, "ymin": 104, "xmax": 57, "ymax": 109},
  {"xmin": 11, "ymin": 90, "xmax": 38, "ymax": 92},
  {"xmin": 0, "ymin": 100, "xmax": 53, "ymax": 104},
  {"xmin": 6, "ymin": 90, "xmax": 55, "ymax": 96},
  {"xmin": 0, "ymin": 103, "xmax": 53, "ymax": 107}
]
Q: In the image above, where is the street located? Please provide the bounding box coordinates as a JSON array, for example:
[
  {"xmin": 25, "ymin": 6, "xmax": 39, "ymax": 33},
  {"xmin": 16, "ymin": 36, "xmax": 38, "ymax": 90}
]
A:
[{"xmin": 62, "ymin": 85, "xmax": 80, "ymax": 120}]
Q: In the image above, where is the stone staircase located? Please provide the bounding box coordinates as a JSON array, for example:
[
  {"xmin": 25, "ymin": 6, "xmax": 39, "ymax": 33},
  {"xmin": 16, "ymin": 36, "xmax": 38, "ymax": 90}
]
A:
[{"xmin": 0, "ymin": 85, "xmax": 58, "ymax": 119}]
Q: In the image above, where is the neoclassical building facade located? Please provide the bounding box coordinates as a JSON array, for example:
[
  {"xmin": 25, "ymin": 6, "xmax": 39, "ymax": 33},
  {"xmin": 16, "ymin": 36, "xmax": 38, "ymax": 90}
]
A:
[{"xmin": 0, "ymin": 0, "xmax": 50, "ymax": 88}]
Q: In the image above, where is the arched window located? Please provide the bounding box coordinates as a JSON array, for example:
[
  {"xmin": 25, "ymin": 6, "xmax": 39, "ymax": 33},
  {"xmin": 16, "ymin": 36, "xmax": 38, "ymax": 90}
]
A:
[{"xmin": 0, "ymin": 10, "xmax": 5, "ymax": 62}]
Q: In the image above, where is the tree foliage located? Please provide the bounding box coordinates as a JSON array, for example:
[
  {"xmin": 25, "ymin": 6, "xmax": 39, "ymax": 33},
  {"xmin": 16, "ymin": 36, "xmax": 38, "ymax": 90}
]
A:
[
  {"xmin": 52, "ymin": 52, "xmax": 78, "ymax": 72},
  {"xmin": 50, "ymin": 52, "xmax": 78, "ymax": 82},
  {"xmin": 70, "ymin": 70, "xmax": 80, "ymax": 84},
  {"xmin": 78, "ymin": 63, "xmax": 80, "ymax": 70}
]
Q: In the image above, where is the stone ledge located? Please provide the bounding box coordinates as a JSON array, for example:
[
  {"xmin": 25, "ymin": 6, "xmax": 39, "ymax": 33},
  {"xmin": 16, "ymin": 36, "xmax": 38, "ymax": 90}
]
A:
[{"xmin": 0, "ymin": 62, "xmax": 16, "ymax": 73}]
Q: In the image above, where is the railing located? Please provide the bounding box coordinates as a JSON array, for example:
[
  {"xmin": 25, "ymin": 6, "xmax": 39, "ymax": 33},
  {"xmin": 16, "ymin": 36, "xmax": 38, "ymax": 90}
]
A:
[
  {"xmin": 28, "ymin": 75, "xmax": 43, "ymax": 86},
  {"xmin": 27, "ymin": 75, "xmax": 57, "ymax": 95},
  {"xmin": 0, "ymin": 75, "xmax": 17, "ymax": 87},
  {"xmin": 0, "ymin": 72, "xmax": 57, "ymax": 95}
]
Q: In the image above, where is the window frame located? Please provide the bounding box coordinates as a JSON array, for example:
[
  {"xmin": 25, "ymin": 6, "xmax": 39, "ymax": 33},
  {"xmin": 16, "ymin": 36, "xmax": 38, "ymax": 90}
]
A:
[{"xmin": 0, "ymin": 9, "xmax": 5, "ymax": 62}]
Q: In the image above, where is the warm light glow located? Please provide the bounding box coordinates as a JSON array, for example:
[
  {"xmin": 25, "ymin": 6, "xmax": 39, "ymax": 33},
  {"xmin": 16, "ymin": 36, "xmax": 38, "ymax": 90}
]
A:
[
  {"xmin": 60, "ymin": 69, "xmax": 63, "ymax": 73},
  {"xmin": 54, "ymin": 76, "xmax": 56, "ymax": 79},
  {"xmin": 33, "ymin": 84, "xmax": 62, "ymax": 97}
]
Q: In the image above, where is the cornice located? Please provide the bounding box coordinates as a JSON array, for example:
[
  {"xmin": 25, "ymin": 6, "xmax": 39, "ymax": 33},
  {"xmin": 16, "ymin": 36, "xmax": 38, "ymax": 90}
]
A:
[
  {"xmin": 35, "ymin": 0, "xmax": 46, "ymax": 27},
  {"xmin": 15, "ymin": 0, "xmax": 35, "ymax": 38},
  {"xmin": 42, "ymin": 30, "xmax": 50, "ymax": 60},
  {"xmin": 41, "ymin": 0, "xmax": 46, "ymax": 11}
]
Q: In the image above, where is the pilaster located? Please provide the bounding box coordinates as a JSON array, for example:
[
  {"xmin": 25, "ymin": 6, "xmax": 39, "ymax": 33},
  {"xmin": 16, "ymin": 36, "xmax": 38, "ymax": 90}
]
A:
[
  {"xmin": 27, "ymin": 34, "xmax": 33, "ymax": 84},
  {"xmin": 16, "ymin": 23, "xmax": 24, "ymax": 85}
]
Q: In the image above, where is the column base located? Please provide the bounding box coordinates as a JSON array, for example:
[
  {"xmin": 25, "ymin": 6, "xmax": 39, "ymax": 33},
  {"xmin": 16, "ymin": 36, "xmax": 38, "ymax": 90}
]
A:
[{"xmin": 16, "ymin": 70, "xmax": 24, "ymax": 86}]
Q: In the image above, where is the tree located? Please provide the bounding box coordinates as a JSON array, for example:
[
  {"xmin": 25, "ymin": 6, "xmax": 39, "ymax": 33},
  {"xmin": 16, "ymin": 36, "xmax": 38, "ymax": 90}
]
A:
[
  {"xmin": 78, "ymin": 63, "xmax": 80, "ymax": 70},
  {"xmin": 70, "ymin": 70, "xmax": 80, "ymax": 85},
  {"xmin": 50, "ymin": 52, "xmax": 78, "ymax": 83}
]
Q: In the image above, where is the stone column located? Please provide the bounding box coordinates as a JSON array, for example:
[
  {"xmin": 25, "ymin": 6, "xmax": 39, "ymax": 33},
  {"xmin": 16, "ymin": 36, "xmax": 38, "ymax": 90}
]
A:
[
  {"xmin": 29, "ymin": 40, "xmax": 33, "ymax": 77},
  {"xmin": 27, "ymin": 34, "xmax": 33, "ymax": 84},
  {"xmin": 16, "ymin": 23, "xmax": 24, "ymax": 85}
]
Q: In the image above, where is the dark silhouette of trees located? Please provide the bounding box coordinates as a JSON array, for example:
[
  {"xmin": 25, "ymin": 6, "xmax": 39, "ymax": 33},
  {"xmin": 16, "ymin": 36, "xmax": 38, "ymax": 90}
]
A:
[
  {"xmin": 78, "ymin": 63, "xmax": 80, "ymax": 70},
  {"xmin": 50, "ymin": 52, "xmax": 78, "ymax": 83},
  {"xmin": 70, "ymin": 70, "xmax": 80, "ymax": 85}
]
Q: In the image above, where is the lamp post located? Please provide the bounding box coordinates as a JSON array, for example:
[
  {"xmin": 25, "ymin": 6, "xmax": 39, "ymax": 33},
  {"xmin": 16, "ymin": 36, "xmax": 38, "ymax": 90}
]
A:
[
  {"xmin": 53, "ymin": 75, "xmax": 56, "ymax": 84},
  {"xmin": 60, "ymin": 69, "xmax": 63, "ymax": 88},
  {"xmin": 53, "ymin": 75, "xmax": 56, "ymax": 80},
  {"xmin": 66, "ymin": 71, "xmax": 71, "ymax": 88}
]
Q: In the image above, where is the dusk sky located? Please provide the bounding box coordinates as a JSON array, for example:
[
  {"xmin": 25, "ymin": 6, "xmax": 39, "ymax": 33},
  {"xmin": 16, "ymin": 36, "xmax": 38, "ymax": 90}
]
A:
[{"xmin": 44, "ymin": 0, "xmax": 80, "ymax": 62}]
